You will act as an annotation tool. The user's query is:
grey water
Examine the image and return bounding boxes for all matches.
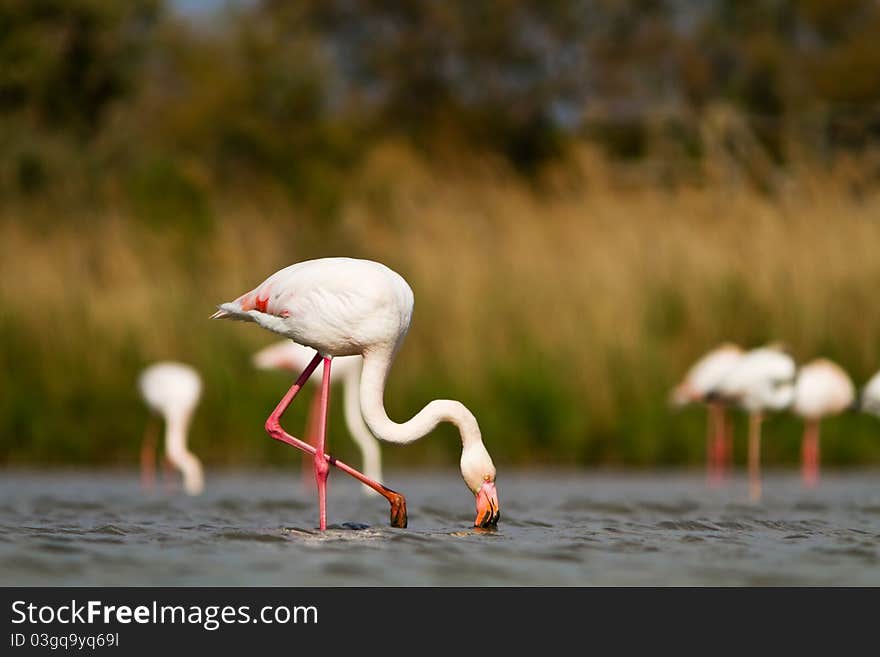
[1,469,879,586]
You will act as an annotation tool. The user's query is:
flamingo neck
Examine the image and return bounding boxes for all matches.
[358,348,483,449]
[163,409,203,495]
[163,411,190,454]
[341,361,383,485]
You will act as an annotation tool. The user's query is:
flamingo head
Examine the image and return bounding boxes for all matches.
[669,382,698,407]
[461,443,500,528]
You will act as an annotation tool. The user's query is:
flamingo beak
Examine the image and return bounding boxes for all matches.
[474,481,500,528]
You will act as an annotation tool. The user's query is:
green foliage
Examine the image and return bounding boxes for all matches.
[0,0,160,134]
[2,1,880,469]
[125,157,212,233]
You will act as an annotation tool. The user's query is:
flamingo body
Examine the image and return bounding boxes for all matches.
[793,359,854,420]
[716,346,796,501]
[672,343,744,406]
[862,371,880,417]
[792,358,854,488]
[716,347,796,414]
[216,258,412,357]
[138,361,204,495]
[672,343,743,485]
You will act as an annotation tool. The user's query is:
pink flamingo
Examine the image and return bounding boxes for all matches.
[212,257,500,531]
[253,340,382,497]
[862,370,880,417]
[138,362,205,495]
[792,359,854,487]
[716,346,796,502]
[671,343,743,485]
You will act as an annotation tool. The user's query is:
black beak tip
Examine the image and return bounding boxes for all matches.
[474,511,500,529]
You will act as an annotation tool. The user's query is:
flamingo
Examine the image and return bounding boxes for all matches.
[211,257,500,531]
[715,346,796,502]
[253,340,382,497]
[138,361,205,495]
[791,359,855,488]
[861,370,880,417]
[671,343,744,485]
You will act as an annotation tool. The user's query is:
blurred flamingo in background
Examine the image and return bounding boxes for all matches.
[671,343,744,486]
[716,346,796,502]
[792,359,855,488]
[211,257,499,531]
[253,340,382,497]
[861,370,880,418]
[138,362,204,495]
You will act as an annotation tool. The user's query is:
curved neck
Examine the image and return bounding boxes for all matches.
[359,348,482,448]
[163,411,191,454]
[163,410,204,494]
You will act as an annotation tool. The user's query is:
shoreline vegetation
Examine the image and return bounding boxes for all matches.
[3,2,880,466]
[4,142,880,467]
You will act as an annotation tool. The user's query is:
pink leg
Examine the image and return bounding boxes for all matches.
[748,412,763,502]
[301,391,322,493]
[314,358,332,530]
[162,456,176,493]
[722,409,734,479]
[707,403,724,487]
[705,406,714,485]
[802,419,820,488]
[265,351,407,528]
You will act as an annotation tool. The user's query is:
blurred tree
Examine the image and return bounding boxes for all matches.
[3,0,880,200]
[262,0,590,172]
[0,0,160,136]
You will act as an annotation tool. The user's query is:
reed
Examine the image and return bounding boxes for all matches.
[3,143,880,467]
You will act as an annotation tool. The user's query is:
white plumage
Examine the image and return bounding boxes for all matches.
[672,343,744,406]
[862,371,880,417]
[716,346,796,413]
[793,359,854,420]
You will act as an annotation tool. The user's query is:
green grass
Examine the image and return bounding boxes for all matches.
[2,143,880,468]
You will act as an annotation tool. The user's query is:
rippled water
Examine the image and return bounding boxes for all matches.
[1,469,879,585]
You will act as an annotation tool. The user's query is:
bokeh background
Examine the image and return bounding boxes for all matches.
[2,0,880,471]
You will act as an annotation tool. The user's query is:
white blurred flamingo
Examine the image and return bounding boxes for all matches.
[671,343,744,485]
[716,346,796,502]
[138,362,204,495]
[253,340,382,497]
[861,370,880,418]
[792,359,854,488]
[211,257,499,531]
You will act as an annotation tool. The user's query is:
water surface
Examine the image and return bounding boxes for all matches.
[1,469,879,585]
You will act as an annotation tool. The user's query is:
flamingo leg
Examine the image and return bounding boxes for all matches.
[723,408,734,479]
[264,351,407,528]
[301,390,322,494]
[801,419,820,488]
[314,358,332,530]
[162,455,176,493]
[748,412,763,502]
[705,405,714,485]
[707,402,725,487]
[140,417,158,492]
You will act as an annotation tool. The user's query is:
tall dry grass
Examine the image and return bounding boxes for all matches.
[3,142,880,468]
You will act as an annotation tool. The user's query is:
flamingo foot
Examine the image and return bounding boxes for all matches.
[387,490,408,528]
